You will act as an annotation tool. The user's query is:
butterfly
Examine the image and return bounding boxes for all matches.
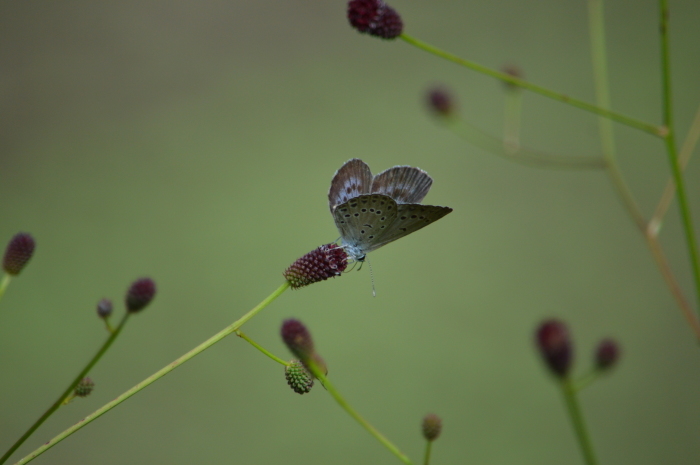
[328,159,453,262]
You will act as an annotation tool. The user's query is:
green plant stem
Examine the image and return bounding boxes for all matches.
[586,0,700,338]
[103,318,115,334]
[658,0,700,316]
[644,232,700,338]
[0,274,10,302]
[236,330,289,366]
[445,116,606,169]
[400,33,663,136]
[574,370,602,392]
[13,281,290,465]
[560,378,599,465]
[61,393,78,406]
[423,440,433,465]
[308,362,413,465]
[587,0,646,231]
[650,102,700,233]
[0,312,132,465]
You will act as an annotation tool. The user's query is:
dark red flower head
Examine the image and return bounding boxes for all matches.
[284,244,348,289]
[426,87,455,117]
[535,319,573,378]
[347,0,403,40]
[422,413,443,441]
[595,339,620,371]
[281,319,315,361]
[125,278,156,313]
[3,232,36,276]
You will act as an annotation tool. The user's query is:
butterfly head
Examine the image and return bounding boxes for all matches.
[340,242,367,263]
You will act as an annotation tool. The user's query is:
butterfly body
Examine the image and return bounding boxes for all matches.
[329,159,452,262]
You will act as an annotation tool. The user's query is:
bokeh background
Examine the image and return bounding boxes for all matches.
[2,1,700,464]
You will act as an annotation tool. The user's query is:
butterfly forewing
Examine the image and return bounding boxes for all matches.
[370,166,433,204]
[332,194,399,252]
[328,158,373,212]
[364,203,453,252]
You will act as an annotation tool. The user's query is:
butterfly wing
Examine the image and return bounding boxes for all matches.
[370,166,433,204]
[328,159,373,213]
[332,194,399,256]
[362,203,453,252]
[329,160,452,258]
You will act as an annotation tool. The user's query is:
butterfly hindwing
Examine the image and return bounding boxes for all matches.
[332,194,398,252]
[370,166,433,205]
[328,158,373,212]
[364,203,453,252]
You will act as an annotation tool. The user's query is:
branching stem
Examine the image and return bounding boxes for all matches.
[400,33,663,136]
[13,281,290,465]
[1,312,132,464]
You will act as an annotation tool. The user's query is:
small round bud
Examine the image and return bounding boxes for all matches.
[125,278,156,313]
[422,414,442,441]
[426,87,455,117]
[75,377,95,398]
[347,0,403,40]
[535,319,573,378]
[285,359,314,394]
[595,339,620,371]
[284,244,349,289]
[281,319,315,361]
[3,233,36,276]
[96,298,113,318]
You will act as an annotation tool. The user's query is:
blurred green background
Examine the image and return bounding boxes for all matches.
[1,1,700,464]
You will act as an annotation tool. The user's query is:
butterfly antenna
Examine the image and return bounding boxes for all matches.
[367,258,377,297]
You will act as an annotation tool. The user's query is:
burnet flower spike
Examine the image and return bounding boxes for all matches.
[421,413,442,465]
[97,298,113,319]
[280,318,327,378]
[285,359,314,395]
[595,338,620,371]
[347,0,403,40]
[74,377,95,398]
[62,377,95,405]
[3,232,36,276]
[126,278,157,313]
[0,232,37,301]
[97,298,115,333]
[535,319,573,379]
[284,244,349,290]
[281,318,314,361]
[535,320,602,463]
[422,413,442,442]
[426,87,456,118]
